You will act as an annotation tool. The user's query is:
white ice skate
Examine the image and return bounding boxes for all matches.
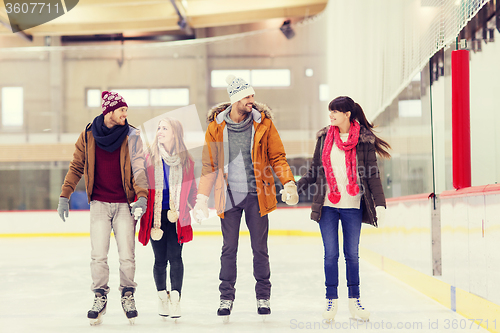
[322,298,338,323]
[121,287,138,325]
[87,291,107,326]
[349,298,370,322]
[217,299,233,323]
[157,290,169,319]
[170,290,181,319]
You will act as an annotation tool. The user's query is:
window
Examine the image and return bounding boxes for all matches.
[398,100,422,117]
[150,89,189,106]
[319,84,329,102]
[1,87,23,127]
[112,89,149,107]
[211,69,291,88]
[86,88,189,108]
[86,89,101,107]
[251,69,290,87]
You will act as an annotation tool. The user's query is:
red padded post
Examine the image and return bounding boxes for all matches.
[451,49,471,189]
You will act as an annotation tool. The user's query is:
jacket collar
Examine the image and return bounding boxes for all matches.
[316,124,375,144]
[215,104,262,125]
[207,101,274,124]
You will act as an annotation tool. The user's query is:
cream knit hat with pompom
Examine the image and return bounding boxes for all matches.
[226,75,255,104]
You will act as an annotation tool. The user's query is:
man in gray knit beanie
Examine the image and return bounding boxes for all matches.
[193,74,298,320]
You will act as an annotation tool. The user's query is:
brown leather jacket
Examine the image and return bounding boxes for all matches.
[60,123,148,204]
[198,102,295,218]
[297,125,386,226]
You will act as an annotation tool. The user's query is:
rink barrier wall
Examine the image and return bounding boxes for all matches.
[360,246,500,333]
[360,187,500,333]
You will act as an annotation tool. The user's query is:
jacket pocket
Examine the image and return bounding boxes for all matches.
[261,179,277,209]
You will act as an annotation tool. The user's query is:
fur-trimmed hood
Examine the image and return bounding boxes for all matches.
[206,101,274,124]
[316,124,375,144]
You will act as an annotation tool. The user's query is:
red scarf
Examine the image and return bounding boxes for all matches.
[322,121,360,204]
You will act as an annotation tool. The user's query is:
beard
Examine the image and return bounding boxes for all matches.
[236,102,252,115]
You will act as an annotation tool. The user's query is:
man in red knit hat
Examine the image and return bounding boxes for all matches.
[57,91,148,325]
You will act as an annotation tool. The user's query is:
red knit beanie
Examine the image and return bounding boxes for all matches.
[101,91,128,115]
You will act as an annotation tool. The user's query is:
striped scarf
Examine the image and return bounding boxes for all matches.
[150,144,182,241]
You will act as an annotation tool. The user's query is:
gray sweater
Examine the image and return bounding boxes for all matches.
[224,111,257,193]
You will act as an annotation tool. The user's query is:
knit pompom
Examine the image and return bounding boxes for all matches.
[346,184,360,196]
[101,90,109,99]
[328,192,341,204]
[226,74,236,85]
[167,210,179,223]
[151,228,163,241]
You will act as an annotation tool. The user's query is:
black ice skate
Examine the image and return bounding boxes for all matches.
[217,299,233,323]
[121,287,138,325]
[87,289,107,326]
[257,299,271,321]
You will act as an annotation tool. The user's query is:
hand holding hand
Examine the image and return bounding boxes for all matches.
[193,194,209,224]
[57,197,69,222]
[281,181,299,205]
[130,197,147,220]
[375,206,386,226]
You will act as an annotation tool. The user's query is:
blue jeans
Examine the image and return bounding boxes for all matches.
[318,206,362,299]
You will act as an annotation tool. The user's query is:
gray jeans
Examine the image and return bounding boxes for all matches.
[89,200,137,295]
[219,191,271,301]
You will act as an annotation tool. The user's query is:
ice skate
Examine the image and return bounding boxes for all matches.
[87,289,107,326]
[157,290,169,318]
[217,299,233,323]
[349,298,370,322]
[257,299,271,321]
[322,298,338,323]
[169,290,181,319]
[121,287,138,325]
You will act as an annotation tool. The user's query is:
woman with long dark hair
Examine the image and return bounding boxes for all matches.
[138,117,197,319]
[297,96,390,322]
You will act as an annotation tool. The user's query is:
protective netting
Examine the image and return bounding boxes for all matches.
[326,0,489,120]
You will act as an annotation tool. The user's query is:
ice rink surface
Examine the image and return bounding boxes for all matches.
[0,209,489,333]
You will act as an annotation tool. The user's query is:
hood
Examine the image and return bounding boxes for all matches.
[316,124,376,144]
[206,101,274,124]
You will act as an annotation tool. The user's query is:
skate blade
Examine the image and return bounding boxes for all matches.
[89,309,105,326]
[89,314,103,326]
[89,317,103,326]
[128,318,136,325]
[222,316,230,323]
[350,317,369,322]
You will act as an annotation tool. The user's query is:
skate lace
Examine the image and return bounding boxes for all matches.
[354,299,365,310]
[91,295,106,312]
[326,299,335,311]
[219,299,233,310]
[257,299,270,309]
[121,294,137,312]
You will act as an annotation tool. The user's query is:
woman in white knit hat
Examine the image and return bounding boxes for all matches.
[138,117,197,319]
